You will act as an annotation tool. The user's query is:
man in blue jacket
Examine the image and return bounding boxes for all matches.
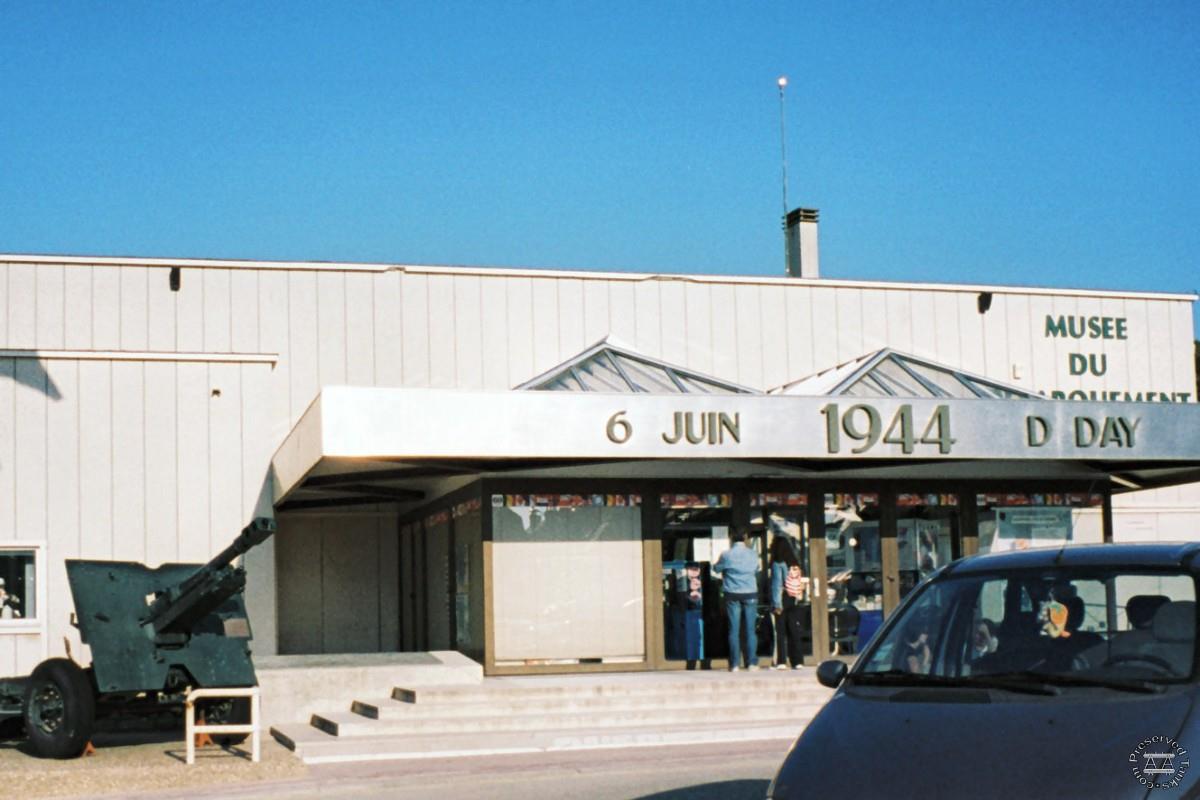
[712,527,761,671]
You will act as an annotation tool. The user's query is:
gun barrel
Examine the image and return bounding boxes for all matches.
[175,517,275,598]
[148,517,275,635]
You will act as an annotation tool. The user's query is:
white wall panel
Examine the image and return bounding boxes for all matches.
[809,285,838,365]
[930,291,960,367]
[45,360,81,658]
[685,283,713,376]
[1169,300,1194,394]
[36,265,65,349]
[884,289,914,358]
[835,288,864,361]
[557,279,586,363]
[1025,294,1054,392]
[13,362,47,543]
[504,279,533,387]
[582,280,611,346]
[0,267,8,348]
[428,276,457,389]
[372,272,403,388]
[202,269,232,352]
[231,269,259,355]
[530,279,560,376]
[401,274,430,388]
[908,289,936,361]
[453,276,483,390]
[633,281,661,357]
[7,263,36,348]
[860,289,888,356]
[144,361,177,566]
[208,363,243,555]
[659,281,687,368]
[1003,294,1033,389]
[732,284,761,388]
[982,295,1009,382]
[176,364,210,563]
[345,272,375,386]
[783,286,814,383]
[77,361,112,559]
[91,267,121,351]
[607,281,637,347]
[111,362,146,562]
[257,270,291,444]
[759,286,790,391]
[709,283,737,383]
[63,267,92,349]
[175,265,204,352]
[479,276,510,390]
[119,267,149,350]
[0,362,17,537]
[957,293,987,376]
[147,267,178,352]
[287,272,320,421]
[316,272,347,387]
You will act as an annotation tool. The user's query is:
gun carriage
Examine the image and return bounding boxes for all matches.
[0,517,274,758]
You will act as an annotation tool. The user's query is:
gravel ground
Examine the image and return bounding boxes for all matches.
[1,732,307,798]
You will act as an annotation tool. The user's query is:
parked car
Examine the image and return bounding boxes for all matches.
[767,543,1199,799]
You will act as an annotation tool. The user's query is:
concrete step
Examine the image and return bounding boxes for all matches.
[392,673,827,705]
[313,700,825,737]
[272,717,813,765]
[355,688,828,720]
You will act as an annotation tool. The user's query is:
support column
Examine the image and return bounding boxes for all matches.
[806,499,829,664]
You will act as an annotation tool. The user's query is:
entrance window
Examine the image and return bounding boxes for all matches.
[491,494,644,665]
[824,493,880,656]
[0,548,36,623]
[976,493,1104,554]
[753,494,811,667]
[896,493,958,599]
[661,494,731,665]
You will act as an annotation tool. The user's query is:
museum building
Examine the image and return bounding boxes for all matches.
[0,223,1198,677]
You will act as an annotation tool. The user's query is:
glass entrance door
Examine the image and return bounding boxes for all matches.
[751,494,811,667]
[660,494,731,667]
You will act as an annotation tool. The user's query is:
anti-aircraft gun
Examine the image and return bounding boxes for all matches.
[0,517,275,758]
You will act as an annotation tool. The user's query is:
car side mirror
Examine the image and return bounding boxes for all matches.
[816,659,848,689]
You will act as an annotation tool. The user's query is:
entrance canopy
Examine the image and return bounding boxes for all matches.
[271,386,1200,511]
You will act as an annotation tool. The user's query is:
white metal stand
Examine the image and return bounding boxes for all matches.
[184,686,261,765]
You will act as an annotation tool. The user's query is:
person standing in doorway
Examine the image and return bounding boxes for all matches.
[770,537,808,669]
[712,527,761,671]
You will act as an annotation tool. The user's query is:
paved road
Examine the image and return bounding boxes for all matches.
[116,739,792,800]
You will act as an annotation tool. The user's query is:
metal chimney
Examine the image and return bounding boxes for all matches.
[785,208,819,278]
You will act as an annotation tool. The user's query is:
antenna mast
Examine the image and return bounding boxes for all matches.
[777,75,789,272]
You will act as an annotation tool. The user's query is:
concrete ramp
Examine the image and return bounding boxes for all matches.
[271,670,833,765]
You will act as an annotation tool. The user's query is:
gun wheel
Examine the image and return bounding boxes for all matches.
[23,658,95,759]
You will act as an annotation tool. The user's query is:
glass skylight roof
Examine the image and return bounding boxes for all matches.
[771,348,1043,400]
[516,339,760,395]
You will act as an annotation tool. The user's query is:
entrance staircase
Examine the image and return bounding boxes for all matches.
[271,670,833,765]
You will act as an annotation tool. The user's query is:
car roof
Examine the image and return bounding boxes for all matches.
[945,542,1200,575]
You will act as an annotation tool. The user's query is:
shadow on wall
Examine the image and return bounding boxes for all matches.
[1,357,62,400]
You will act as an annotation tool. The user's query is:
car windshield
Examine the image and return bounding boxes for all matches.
[857,566,1197,684]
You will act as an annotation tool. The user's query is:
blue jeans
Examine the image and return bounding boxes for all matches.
[725,595,758,668]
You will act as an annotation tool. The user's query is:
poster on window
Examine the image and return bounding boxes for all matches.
[989,507,1073,552]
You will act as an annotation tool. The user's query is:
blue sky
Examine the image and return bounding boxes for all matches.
[1,2,1196,323]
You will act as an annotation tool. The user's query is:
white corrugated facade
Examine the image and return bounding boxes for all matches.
[0,253,1195,677]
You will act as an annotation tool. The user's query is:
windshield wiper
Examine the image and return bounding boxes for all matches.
[850,670,1059,695]
[989,671,1167,694]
